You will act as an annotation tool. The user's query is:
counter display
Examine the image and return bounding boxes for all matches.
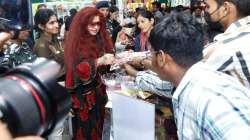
[101,72,177,140]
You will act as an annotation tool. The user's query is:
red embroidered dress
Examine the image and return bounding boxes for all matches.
[64,7,114,140]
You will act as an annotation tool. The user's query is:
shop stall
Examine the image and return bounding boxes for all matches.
[32,0,91,18]
[101,51,177,140]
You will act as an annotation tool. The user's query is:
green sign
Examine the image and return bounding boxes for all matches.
[32,0,44,3]
[159,0,168,3]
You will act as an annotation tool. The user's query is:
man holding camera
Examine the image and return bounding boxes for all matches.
[0,32,44,140]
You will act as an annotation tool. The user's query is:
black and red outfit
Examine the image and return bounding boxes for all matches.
[66,36,113,140]
[65,7,114,140]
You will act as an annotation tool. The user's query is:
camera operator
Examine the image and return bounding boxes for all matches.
[0,3,71,140]
[0,33,44,140]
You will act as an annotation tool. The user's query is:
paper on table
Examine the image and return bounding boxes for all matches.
[111,93,155,140]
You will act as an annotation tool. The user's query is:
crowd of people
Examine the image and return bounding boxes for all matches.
[1,0,250,139]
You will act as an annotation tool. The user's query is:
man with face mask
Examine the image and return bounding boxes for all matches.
[203,0,250,89]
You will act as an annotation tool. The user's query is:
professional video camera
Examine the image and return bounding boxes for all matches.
[0,58,71,137]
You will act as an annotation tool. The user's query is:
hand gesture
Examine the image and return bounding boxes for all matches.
[98,53,115,66]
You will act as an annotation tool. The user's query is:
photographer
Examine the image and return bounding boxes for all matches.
[0,1,70,139]
[0,33,44,140]
[0,21,70,140]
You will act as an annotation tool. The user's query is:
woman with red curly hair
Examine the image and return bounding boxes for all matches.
[64,7,115,140]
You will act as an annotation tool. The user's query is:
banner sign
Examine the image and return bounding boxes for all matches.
[171,0,190,7]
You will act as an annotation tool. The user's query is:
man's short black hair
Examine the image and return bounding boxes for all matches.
[152,1,161,8]
[138,9,154,21]
[215,0,250,17]
[109,6,119,13]
[69,8,77,16]
[149,12,205,68]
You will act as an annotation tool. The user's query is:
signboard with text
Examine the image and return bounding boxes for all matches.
[171,0,190,7]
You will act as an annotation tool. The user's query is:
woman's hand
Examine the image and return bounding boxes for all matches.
[97,53,115,66]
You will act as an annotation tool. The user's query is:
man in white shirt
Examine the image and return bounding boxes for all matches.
[203,0,250,88]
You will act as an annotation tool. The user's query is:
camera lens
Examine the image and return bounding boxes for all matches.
[0,58,71,137]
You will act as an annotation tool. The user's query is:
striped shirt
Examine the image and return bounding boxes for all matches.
[135,70,173,98]
[203,16,250,89]
[172,62,250,140]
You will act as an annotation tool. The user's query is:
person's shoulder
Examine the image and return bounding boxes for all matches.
[155,11,163,17]
[34,39,46,48]
[215,23,250,43]
[33,38,50,53]
[65,16,72,24]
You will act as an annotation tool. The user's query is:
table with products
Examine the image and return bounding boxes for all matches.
[101,71,177,140]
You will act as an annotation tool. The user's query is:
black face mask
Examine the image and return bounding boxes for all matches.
[204,10,223,32]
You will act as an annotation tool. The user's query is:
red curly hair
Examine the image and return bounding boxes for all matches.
[64,7,114,69]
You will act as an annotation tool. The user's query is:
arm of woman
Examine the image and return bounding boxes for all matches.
[47,44,64,65]
[96,53,115,67]
[76,53,115,82]
[33,42,64,65]
[33,43,51,58]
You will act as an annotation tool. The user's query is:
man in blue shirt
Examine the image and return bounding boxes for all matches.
[149,12,250,140]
